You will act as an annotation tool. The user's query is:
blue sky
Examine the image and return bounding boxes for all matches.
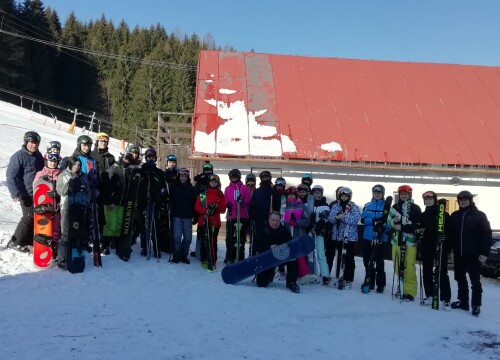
[41,0,500,66]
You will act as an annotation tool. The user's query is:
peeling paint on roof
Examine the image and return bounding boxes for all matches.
[193,50,500,166]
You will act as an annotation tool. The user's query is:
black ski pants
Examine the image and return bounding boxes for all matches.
[256,259,298,288]
[12,196,34,247]
[199,225,219,266]
[225,218,249,262]
[422,247,451,301]
[324,235,335,274]
[453,254,483,307]
[362,239,387,289]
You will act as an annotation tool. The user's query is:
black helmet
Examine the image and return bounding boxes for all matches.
[24,131,41,144]
[229,169,241,181]
[77,135,93,146]
[126,143,140,154]
[46,140,61,152]
[301,173,313,186]
[297,183,309,193]
[311,185,324,194]
[259,170,272,180]
[145,148,157,161]
[457,190,473,201]
[245,173,256,185]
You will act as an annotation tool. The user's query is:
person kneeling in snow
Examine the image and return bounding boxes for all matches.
[255,211,301,293]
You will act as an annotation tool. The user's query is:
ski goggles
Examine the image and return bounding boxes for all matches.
[179,168,190,176]
[97,136,109,142]
[246,181,255,186]
[422,191,435,199]
[372,187,384,193]
[46,152,61,161]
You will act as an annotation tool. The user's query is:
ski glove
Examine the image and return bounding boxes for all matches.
[479,255,487,263]
[226,202,233,209]
[315,219,326,233]
[236,196,243,204]
[206,202,217,215]
[374,221,386,234]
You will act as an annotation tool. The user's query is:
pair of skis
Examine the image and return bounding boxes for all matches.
[431,199,447,310]
[361,196,393,293]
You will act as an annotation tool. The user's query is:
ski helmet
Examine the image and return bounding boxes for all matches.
[179,167,190,176]
[297,184,309,193]
[286,186,298,195]
[371,184,385,196]
[301,173,313,186]
[126,144,140,154]
[46,140,61,153]
[335,186,343,201]
[166,154,177,162]
[275,177,286,186]
[144,147,157,161]
[203,163,213,172]
[311,185,324,194]
[245,173,256,185]
[338,187,353,200]
[397,184,413,194]
[457,190,473,201]
[259,170,272,180]
[96,132,109,142]
[228,169,241,181]
[77,135,93,146]
[422,191,437,200]
[209,174,220,186]
[24,131,41,144]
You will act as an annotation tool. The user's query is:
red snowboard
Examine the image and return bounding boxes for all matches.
[33,177,55,268]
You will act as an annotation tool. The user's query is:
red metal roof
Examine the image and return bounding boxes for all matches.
[192,50,500,166]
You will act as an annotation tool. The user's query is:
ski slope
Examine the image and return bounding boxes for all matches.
[0,101,499,360]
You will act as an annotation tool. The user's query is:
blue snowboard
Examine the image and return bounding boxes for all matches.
[221,235,315,284]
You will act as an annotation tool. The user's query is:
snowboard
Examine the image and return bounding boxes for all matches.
[33,177,55,268]
[66,205,86,274]
[118,173,141,261]
[361,196,393,293]
[221,235,315,285]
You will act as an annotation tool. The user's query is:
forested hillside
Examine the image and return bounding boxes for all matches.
[0,0,231,141]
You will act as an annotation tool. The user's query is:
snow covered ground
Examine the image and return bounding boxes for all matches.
[0,101,499,360]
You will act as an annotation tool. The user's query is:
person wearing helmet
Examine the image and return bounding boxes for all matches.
[164,154,179,185]
[6,131,44,252]
[123,144,142,171]
[449,191,491,317]
[249,170,274,254]
[297,183,314,217]
[137,147,168,258]
[245,173,256,196]
[387,184,422,301]
[46,140,62,154]
[193,162,214,194]
[33,152,63,257]
[91,132,116,252]
[272,177,287,218]
[328,187,362,289]
[169,168,197,264]
[223,169,251,264]
[301,173,313,191]
[360,184,389,293]
[311,184,332,285]
[419,191,452,309]
[325,186,345,275]
[60,135,97,189]
[194,174,226,269]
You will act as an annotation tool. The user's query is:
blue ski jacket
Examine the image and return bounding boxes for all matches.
[6,146,44,198]
[361,198,389,242]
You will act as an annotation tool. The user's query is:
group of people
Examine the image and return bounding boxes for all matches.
[6,131,492,317]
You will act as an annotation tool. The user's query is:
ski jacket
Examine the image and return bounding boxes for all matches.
[6,146,44,198]
[254,223,293,254]
[420,204,452,255]
[194,186,226,227]
[170,180,197,219]
[298,194,314,216]
[91,146,116,184]
[137,162,167,208]
[102,160,134,206]
[387,199,421,246]
[250,183,274,226]
[361,198,389,242]
[194,172,212,194]
[56,167,92,209]
[283,200,310,238]
[224,180,251,220]
[328,201,361,242]
[449,204,491,257]
[311,198,331,236]
[164,167,178,185]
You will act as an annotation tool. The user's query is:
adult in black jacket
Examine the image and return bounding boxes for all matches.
[250,170,274,255]
[419,191,452,308]
[170,168,197,263]
[6,131,44,251]
[255,212,300,293]
[137,148,167,257]
[448,190,491,316]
